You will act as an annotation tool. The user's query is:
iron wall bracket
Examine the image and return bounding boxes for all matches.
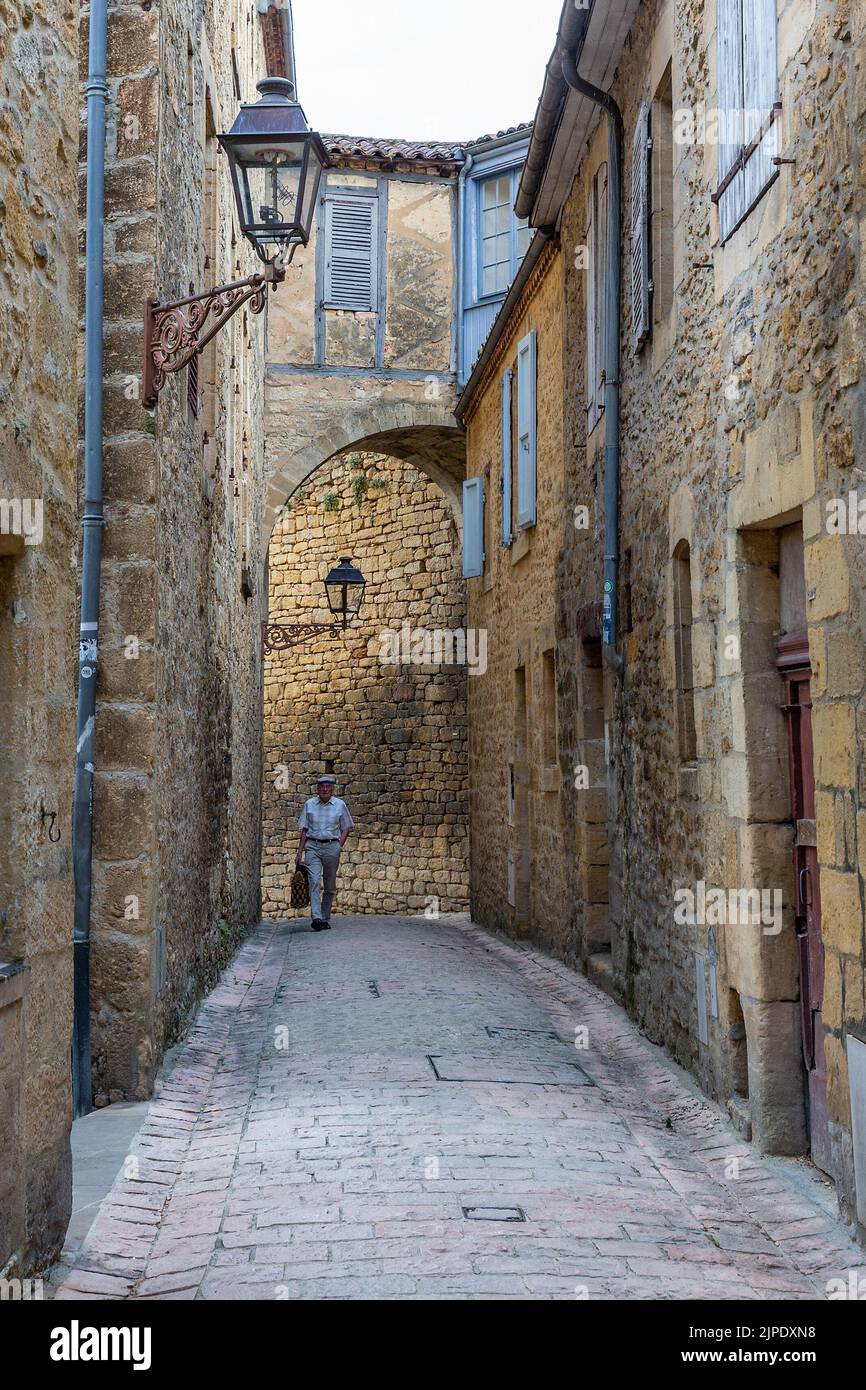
[262,620,350,655]
[142,258,285,407]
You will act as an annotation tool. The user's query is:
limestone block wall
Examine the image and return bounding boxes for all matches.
[559,0,866,1221]
[262,452,469,918]
[0,0,79,1272]
[84,0,268,1103]
[462,244,574,956]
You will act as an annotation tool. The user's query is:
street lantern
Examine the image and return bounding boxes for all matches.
[262,557,368,655]
[219,77,328,264]
[324,557,367,628]
[142,77,328,406]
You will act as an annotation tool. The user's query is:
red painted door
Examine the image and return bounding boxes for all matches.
[778,634,831,1173]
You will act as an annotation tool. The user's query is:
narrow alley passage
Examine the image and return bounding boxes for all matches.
[56,918,864,1302]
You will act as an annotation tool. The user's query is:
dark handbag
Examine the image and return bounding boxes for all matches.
[290,862,311,909]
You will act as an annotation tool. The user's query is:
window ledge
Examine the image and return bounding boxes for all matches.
[0,962,28,1011]
[511,529,532,565]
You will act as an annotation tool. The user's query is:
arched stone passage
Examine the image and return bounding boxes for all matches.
[263,391,466,546]
[261,448,470,920]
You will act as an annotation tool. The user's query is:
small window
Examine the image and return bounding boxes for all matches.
[323,195,378,312]
[673,540,697,763]
[478,171,532,299]
[651,63,674,326]
[542,649,557,766]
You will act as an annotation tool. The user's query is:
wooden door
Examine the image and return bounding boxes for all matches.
[778,633,831,1173]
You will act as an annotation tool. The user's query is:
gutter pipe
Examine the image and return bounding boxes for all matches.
[561,45,625,675]
[73,0,109,1117]
[456,146,474,385]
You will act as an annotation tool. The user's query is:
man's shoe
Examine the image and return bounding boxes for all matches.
[311,919,325,932]
[322,920,332,930]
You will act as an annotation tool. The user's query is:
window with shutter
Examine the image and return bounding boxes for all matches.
[631,102,652,352]
[586,164,608,432]
[462,476,485,578]
[651,63,675,327]
[516,331,537,529]
[323,195,378,311]
[715,0,779,243]
[501,369,513,546]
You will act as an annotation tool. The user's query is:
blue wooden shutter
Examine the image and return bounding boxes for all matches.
[717,0,746,241]
[631,102,651,352]
[516,330,537,529]
[462,476,484,578]
[323,196,378,310]
[501,369,513,545]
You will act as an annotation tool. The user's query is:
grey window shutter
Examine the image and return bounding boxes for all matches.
[516,331,537,529]
[631,102,651,352]
[742,0,778,218]
[323,196,378,311]
[501,369,513,546]
[462,476,484,578]
[717,0,746,241]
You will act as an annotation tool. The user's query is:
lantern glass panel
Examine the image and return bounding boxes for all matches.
[234,139,307,237]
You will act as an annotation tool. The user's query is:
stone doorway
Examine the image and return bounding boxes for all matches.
[261,450,470,921]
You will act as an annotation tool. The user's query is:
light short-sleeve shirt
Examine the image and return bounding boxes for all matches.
[298,795,354,840]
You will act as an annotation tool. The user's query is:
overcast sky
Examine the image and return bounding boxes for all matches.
[291,0,565,144]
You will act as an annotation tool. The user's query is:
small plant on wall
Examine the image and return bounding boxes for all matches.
[349,472,369,506]
[321,490,340,512]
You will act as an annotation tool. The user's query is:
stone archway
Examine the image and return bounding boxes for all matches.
[260,446,470,922]
[263,389,466,548]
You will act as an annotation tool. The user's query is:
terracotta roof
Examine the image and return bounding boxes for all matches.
[322,122,533,168]
[323,134,463,166]
[465,121,533,148]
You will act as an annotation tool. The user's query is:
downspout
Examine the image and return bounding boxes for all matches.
[455,147,474,385]
[72,0,109,1117]
[561,47,625,676]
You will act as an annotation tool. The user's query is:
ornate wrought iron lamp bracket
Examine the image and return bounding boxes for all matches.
[261,620,350,656]
[142,257,285,407]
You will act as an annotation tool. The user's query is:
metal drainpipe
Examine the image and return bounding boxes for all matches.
[72,0,109,1118]
[456,148,474,386]
[561,47,625,676]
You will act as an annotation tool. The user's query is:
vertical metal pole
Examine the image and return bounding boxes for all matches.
[560,46,625,674]
[73,0,109,1118]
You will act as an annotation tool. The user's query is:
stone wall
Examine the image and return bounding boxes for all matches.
[463,0,866,1234]
[0,0,79,1273]
[262,451,469,918]
[462,245,575,954]
[85,0,269,1103]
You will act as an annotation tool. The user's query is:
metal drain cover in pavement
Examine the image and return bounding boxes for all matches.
[485,1026,560,1043]
[462,1205,526,1222]
[427,1054,594,1086]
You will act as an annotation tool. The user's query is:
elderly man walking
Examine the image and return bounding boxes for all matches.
[296,774,355,931]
